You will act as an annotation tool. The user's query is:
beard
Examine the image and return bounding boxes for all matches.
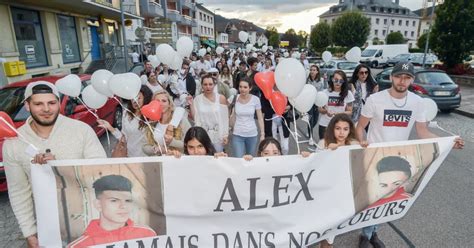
[393,84,408,93]
[30,111,59,126]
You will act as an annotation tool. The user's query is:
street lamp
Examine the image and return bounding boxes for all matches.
[120,0,129,71]
[213,8,220,47]
[422,0,438,68]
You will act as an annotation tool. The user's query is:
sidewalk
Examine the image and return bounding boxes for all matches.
[455,84,474,118]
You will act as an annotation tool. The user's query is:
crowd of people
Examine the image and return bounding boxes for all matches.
[2,45,465,248]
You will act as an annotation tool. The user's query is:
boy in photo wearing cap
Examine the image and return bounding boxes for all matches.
[2,81,107,248]
[355,62,464,248]
[68,175,156,247]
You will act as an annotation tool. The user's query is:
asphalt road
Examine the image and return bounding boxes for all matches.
[0,112,472,248]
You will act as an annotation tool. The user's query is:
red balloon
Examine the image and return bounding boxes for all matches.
[270,91,288,116]
[0,111,17,139]
[254,71,275,100]
[141,100,163,121]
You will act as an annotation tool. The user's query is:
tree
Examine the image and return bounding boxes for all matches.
[266,26,280,48]
[310,22,332,52]
[297,30,309,48]
[431,0,474,68]
[331,11,370,47]
[417,33,428,49]
[281,28,299,49]
[386,31,405,44]
[372,37,380,45]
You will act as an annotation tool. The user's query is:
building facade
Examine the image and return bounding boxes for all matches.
[319,0,420,48]
[0,0,142,85]
[195,3,216,48]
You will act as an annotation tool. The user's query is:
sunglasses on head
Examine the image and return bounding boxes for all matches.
[358,70,369,75]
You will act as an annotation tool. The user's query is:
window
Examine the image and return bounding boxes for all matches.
[375,29,378,35]
[406,20,409,26]
[210,17,213,24]
[411,31,414,37]
[57,15,80,64]
[11,7,48,68]
[398,20,402,26]
[376,18,379,24]
[404,31,408,36]
[384,19,387,25]
[391,19,395,25]
[413,20,416,26]
[383,30,386,35]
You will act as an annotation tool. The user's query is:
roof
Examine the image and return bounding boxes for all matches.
[2,74,90,89]
[319,0,418,18]
[413,4,438,18]
[215,14,265,43]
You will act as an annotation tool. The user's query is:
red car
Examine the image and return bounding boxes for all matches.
[0,75,122,192]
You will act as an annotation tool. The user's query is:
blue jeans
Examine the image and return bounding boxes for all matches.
[232,134,259,157]
[362,224,379,239]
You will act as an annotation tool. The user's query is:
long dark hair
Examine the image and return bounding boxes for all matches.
[328,70,349,104]
[257,137,282,156]
[183,127,216,155]
[124,85,153,129]
[307,64,321,82]
[323,113,356,147]
[349,64,377,95]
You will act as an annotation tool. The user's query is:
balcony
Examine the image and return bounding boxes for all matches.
[179,32,192,38]
[181,15,194,26]
[182,0,195,9]
[167,9,182,23]
[140,0,165,18]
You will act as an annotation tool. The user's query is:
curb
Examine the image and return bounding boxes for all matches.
[453,108,474,119]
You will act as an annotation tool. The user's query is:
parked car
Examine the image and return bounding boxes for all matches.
[130,62,145,75]
[0,75,121,192]
[375,68,461,112]
[385,53,413,67]
[360,44,409,68]
[410,53,438,67]
[319,60,359,80]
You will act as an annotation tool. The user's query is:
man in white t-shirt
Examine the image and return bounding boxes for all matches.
[194,56,211,76]
[355,62,464,248]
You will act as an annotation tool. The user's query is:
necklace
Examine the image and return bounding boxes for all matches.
[389,89,408,108]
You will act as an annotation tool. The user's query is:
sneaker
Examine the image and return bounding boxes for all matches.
[319,239,333,248]
[308,139,315,146]
[370,233,386,248]
[358,235,370,248]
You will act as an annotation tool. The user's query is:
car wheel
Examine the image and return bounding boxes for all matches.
[371,61,378,68]
[113,106,123,130]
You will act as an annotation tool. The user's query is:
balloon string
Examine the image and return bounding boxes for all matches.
[0,117,38,151]
[142,115,168,155]
[300,113,314,143]
[292,106,300,154]
[76,97,99,119]
[430,121,458,136]
[113,97,141,121]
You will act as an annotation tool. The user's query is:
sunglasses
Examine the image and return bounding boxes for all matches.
[358,71,369,75]
[333,79,345,84]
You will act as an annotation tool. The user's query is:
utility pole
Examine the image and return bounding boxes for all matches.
[120,0,129,72]
[422,0,436,68]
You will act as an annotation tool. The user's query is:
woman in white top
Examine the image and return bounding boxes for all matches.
[318,70,354,140]
[219,65,233,88]
[146,71,165,93]
[262,57,275,72]
[143,90,191,155]
[349,64,379,123]
[190,74,229,152]
[230,78,265,157]
[97,85,153,157]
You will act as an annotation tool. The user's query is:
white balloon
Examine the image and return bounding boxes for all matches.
[81,85,108,109]
[91,69,114,97]
[262,45,268,53]
[156,44,175,65]
[290,85,317,113]
[170,54,183,70]
[268,46,273,50]
[207,47,212,52]
[345,47,362,63]
[423,98,438,121]
[157,74,166,84]
[238,31,249,42]
[251,47,257,52]
[229,88,238,96]
[246,44,253,52]
[176,36,194,58]
[283,52,289,58]
[140,75,148,85]
[322,51,332,62]
[314,91,329,107]
[274,58,306,98]
[198,48,206,57]
[252,52,258,58]
[108,73,141,100]
[56,74,82,97]
[148,55,160,68]
[216,46,225,55]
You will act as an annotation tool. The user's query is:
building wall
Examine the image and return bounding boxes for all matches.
[196,6,214,40]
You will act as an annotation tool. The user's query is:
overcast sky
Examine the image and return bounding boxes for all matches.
[201,0,425,33]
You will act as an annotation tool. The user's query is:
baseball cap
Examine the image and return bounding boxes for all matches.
[207,68,219,73]
[391,62,415,78]
[24,81,60,100]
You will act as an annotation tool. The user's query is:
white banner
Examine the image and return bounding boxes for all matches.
[32,137,455,248]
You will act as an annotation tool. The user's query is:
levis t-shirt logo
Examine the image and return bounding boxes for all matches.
[383,110,412,127]
[328,96,344,106]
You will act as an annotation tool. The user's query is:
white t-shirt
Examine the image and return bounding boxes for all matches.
[318,89,355,127]
[146,82,164,94]
[361,90,426,143]
[194,60,211,74]
[233,95,261,137]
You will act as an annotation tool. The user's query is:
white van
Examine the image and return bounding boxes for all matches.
[360,44,409,68]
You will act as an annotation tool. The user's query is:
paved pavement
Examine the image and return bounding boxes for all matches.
[454,84,474,118]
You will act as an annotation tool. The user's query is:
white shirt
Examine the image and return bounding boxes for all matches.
[361,90,426,143]
[195,60,211,74]
[112,113,148,157]
[146,82,164,94]
[131,52,139,63]
[193,94,229,144]
[233,95,261,137]
[318,89,355,127]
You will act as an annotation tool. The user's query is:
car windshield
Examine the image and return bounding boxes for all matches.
[394,54,410,60]
[361,49,377,57]
[0,87,26,117]
[338,62,358,70]
[415,72,455,85]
